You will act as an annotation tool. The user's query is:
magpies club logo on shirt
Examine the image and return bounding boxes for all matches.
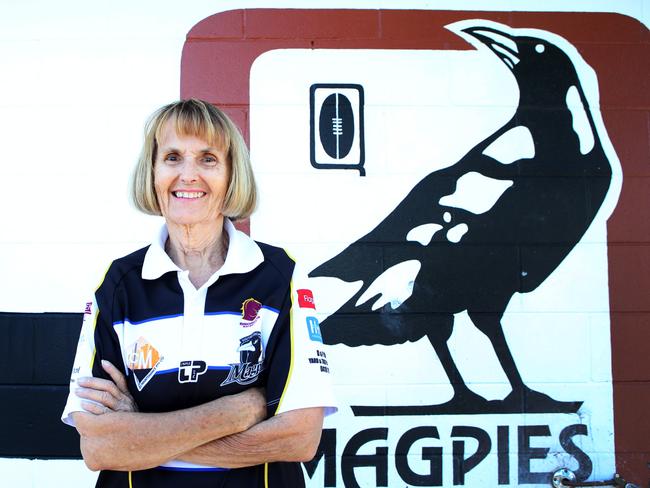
[220,331,265,387]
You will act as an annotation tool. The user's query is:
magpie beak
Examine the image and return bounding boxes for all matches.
[462,27,521,70]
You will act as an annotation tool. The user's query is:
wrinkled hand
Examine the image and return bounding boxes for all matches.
[76,360,138,415]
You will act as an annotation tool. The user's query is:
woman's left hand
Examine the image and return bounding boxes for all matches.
[75,360,138,415]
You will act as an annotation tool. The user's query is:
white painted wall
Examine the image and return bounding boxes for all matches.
[0,1,646,486]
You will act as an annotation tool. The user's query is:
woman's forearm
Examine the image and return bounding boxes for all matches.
[178,407,324,468]
[73,388,265,471]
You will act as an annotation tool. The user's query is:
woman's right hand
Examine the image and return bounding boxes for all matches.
[75,360,138,415]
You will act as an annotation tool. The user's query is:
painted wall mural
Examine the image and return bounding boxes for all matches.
[253,27,619,488]
[297,21,620,486]
[310,20,618,417]
[180,9,649,486]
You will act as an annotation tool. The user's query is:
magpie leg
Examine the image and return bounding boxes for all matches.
[430,338,490,409]
[468,311,525,385]
[468,311,582,413]
[425,314,491,413]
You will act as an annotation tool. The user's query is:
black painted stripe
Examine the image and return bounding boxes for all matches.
[0,312,82,458]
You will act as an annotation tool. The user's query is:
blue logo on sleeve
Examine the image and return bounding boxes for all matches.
[306,316,323,342]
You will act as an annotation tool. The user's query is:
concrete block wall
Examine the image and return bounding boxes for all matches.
[0,2,647,487]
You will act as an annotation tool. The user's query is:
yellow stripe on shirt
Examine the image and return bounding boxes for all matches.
[89,263,112,371]
[275,260,297,414]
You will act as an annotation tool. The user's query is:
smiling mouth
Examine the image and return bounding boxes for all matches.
[173,191,206,199]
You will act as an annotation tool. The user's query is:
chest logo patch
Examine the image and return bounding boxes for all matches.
[240,298,262,327]
[178,360,207,383]
[220,331,265,387]
[126,336,164,391]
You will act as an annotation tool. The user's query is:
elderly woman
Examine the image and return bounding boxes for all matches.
[61,99,336,487]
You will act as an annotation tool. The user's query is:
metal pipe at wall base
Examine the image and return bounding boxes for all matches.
[551,469,640,488]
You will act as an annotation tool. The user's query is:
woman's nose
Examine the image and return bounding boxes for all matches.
[180,160,199,182]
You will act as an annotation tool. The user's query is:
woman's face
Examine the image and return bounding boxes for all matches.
[153,118,230,227]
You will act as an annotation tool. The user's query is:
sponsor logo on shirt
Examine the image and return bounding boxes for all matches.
[240,298,262,327]
[308,349,330,374]
[178,360,207,383]
[80,302,94,336]
[126,336,164,391]
[306,316,323,342]
[220,331,265,386]
[297,289,316,309]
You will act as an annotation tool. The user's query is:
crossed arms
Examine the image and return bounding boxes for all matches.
[71,360,324,472]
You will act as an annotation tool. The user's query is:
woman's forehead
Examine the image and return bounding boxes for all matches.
[157,116,227,149]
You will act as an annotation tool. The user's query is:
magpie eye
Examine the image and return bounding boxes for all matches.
[535,43,545,54]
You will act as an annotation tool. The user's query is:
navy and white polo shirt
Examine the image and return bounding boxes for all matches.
[62,219,336,488]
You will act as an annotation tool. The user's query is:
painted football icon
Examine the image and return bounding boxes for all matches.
[319,92,355,159]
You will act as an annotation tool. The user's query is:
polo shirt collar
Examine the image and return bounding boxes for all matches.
[141,218,264,281]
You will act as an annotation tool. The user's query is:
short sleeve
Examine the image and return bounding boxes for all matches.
[61,272,124,427]
[60,299,99,426]
[271,265,337,417]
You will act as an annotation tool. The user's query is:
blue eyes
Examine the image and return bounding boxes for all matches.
[163,154,218,166]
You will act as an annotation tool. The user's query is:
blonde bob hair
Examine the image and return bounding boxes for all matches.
[131,98,257,220]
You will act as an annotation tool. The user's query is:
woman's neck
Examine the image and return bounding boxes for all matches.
[165,217,229,288]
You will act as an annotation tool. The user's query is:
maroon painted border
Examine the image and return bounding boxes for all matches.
[181,9,650,483]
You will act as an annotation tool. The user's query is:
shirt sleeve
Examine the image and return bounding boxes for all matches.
[60,299,99,426]
[269,264,337,417]
[61,270,124,427]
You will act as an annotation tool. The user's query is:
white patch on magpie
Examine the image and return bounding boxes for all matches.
[447,223,469,243]
[406,223,443,246]
[491,43,518,68]
[566,85,595,155]
[356,260,421,311]
[473,29,519,54]
[439,172,514,215]
[482,126,535,165]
